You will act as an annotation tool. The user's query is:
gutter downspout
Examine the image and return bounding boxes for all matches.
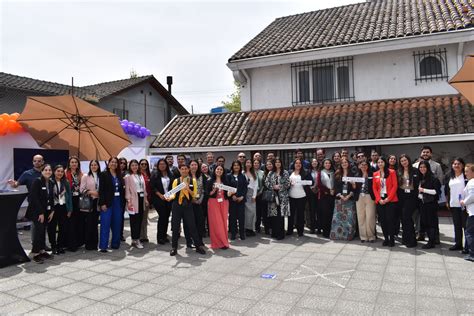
[457,42,465,70]
[241,69,252,111]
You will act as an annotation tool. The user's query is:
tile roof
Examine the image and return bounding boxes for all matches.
[229,0,474,62]
[151,95,474,149]
[82,75,154,99]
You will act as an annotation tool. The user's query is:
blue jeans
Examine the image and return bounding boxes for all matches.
[99,196,122,250]
[466,215,474,257]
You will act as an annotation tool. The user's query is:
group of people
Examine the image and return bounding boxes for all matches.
[8,144,474,263]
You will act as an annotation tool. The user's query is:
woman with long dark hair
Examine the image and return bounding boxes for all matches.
[418,161,441,249]
[188,159,206,246]
[150,159,173,244]
[139,158,152,243]
[308,158,319,234]
[445,158,468,252]
[261,160,274,235]
[265,157,290,240]
[244,159,258,236]
[65,156,84,251]
[330,158,357,240]
[254,159,265,234]
[317,158,335,238]
[288,158,312,237]
[354,160,376,243]
[98,157,124,252]
[207,165,230,249]
[118,157,128,242]
[373,156,399,247]
[227,160,248,240]
[27,164,54,263]
[397,154,419,248]
[125,159,148,249]
[49,165,72,255]
[80,160,101,250]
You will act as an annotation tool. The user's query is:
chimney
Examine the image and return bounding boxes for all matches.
[166,76,173,94]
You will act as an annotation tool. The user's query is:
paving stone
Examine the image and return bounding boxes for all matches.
[27,290,71,305]
[0,300,40,314]
[306,284,344,298]
[0,278,29,291]
[232,286,268,300]
[36,276,76,289]
[380,281,415,295]
[103,291,147,307]
[75,301,122,314]
[214,297,254,314]
[289,306,331,315]
[154,286,193,302]
[50,296,96,313]
[25,306,66,315]
[416,296,457,312]
[296,295,337,311]
[163,302,207,314]
[246,301,294,315]
[332,300,375,314]
[201,282,241,296]
[0,293,18,307]
[57,281,96,295]
[376,292,415,308]
[106,278,143,290]
[7,284,48,299]
[416,284,454,298]
[130,297,173,314]
[83,274,120,286]
[339,288,378,303]
[455,299,474,314]
[182,292,225,307]
[262,290,302,305]
[275,281,311,294]
[175,278,211,291]
[129,283,166,296]
[374,304,415,315]
[79,286,120,301]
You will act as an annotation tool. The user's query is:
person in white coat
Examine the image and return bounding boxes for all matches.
[461,163,474,262]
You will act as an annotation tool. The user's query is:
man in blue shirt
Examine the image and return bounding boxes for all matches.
[289,149,310,171]
[8,155,44,191]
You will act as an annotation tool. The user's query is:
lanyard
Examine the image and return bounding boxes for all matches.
[54,180,63,199]
[114,176,119,192]
[134,174,144,191]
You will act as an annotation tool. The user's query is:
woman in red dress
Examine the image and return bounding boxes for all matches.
[207,165,230,249]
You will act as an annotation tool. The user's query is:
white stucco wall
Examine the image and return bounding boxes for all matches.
[240,41,474,111]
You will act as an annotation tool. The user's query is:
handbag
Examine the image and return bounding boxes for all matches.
[79,192,92,212]
[262,190,274,202]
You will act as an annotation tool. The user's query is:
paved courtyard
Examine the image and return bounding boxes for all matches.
[1,214,473,315]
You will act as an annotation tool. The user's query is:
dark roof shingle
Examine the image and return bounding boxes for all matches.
[229,0,474,62]
[151,95,474,149]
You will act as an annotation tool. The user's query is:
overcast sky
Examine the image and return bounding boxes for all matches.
[1,0,359,113]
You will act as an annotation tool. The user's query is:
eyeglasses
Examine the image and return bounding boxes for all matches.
[238,156,245,158]
[140,163,148,166]
[33,160,43,163]
[120,162,126,165]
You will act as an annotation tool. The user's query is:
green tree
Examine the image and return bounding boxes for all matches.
[222,82,241,112]
[130,69,138,79]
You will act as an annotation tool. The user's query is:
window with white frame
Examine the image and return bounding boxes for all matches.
[413,48,448,84]
[113,108,129,120]
[291,57,354,105]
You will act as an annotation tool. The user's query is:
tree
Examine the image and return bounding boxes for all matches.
[130,69,139,79]
[222,81,241,112]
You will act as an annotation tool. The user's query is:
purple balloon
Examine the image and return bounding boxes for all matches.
[120,123,127,130]
[128,121,136,128]
[121,119,129,125]
[133,125,140,134]
[139,126,147,133]
[139,130,146,138]
[136,123,142,129]
[145,129,151,136]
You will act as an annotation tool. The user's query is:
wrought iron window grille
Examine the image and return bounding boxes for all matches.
[413,48,448,85]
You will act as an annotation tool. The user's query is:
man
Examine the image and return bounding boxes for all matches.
[369,150,380,172]
[173,154,187,178]
[237,152,246,166]
[206,152,216,174]
[315,148,326,165]
[356,151,367,164]
[8,154,44,190]
[266,152,275,162]
[289,149,310,171]
[216,156,230,175]
[165,155,178,176]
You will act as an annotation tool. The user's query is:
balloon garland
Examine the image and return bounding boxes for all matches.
[0,113,24,136]
[120,120,151,139]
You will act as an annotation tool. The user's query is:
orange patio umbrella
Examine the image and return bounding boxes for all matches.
[449,55,474,104]
[18,95,131,161]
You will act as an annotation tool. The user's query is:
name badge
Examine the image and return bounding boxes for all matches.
[342,189,348,195]
[139,193,144,198]
[404,189,410,193]
[114,192,120,197]
[217,198,223,203]
[47,206,51,210]
[73,192,79,196]
[42,187,46,190]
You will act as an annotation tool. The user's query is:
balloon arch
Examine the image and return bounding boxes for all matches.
[119,120,151,139]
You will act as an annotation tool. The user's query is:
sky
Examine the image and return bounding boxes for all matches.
[1,0,360,114]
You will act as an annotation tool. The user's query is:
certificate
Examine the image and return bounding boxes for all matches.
[164,182,186,199]
[215,183,237,193]
[342,176,366,183]
[295,180,312,186]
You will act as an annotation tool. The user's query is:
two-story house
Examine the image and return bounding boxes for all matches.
[151,0,474,167]
[0,73,188,134]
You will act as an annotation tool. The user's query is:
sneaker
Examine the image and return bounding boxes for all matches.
[136,241,144,249]
[32,255,44,264]
[464,255,474,262]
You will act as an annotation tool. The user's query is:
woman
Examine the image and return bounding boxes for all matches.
[460,163,474,261]
[80,160,101,251]
[150,159,173,245]
[188,160,206,246]
[98,157,124,252]
[139,158,152,243]
[373,156,399,247]
[332,151,342,170]
[397,154,419,248]
[207,165,230,249]
[49,165,72,255]
[125,159,148,249]
[418,161,441,249]
[355,161,376,243]
[168,164,206,256]
[226,160,248,240]
[265,157,290,240]
[388,155,398,170]
[445,158,468,252]
[318,159,335,238]
[288,158,312,237]
[330,158,357,240]
[201,163,211,237]
[254,159,265,234]
[244,159,258,237]
[308,158,319,234]
[118,157,128,242]
[65,156,83,251]
[201,163,210,178]
[261,160,274,235]
[27,164,54,263]
[388,154,401,236]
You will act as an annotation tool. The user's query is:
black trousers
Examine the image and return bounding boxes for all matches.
[400,194,417,245]
[451,207,467,248]
[377,202,396,240]
[68,196,85,249]
[289,197,307,235]
[255,195,265,231]
[185,203,205,246]
[308,192,318,231]
[420,202,438,244]
[171,202,203,248]
[319,195,334,237]
[32,216,47,253]
[202,197,209,235]
[84,199,99,250]
[48,204,68,249]
[154,201,172,242]
[393,201,401,235]
[270,207,285,239]
[229,201,246,239]
[129,194,144,240]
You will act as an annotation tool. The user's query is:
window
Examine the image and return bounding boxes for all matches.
[113,108,129,120]
[413,48,448,84]
[291,57,354,105]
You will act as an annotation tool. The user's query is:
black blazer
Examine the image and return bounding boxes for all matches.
[419,176,441,204]
[334,175,356,201]
[226,173,248,203]
[27,177,54,220]
[98,171,124,209]
[397,169,420,200]
[207,177,229,200]
[354,175,376,201]
[150,170,173,208]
